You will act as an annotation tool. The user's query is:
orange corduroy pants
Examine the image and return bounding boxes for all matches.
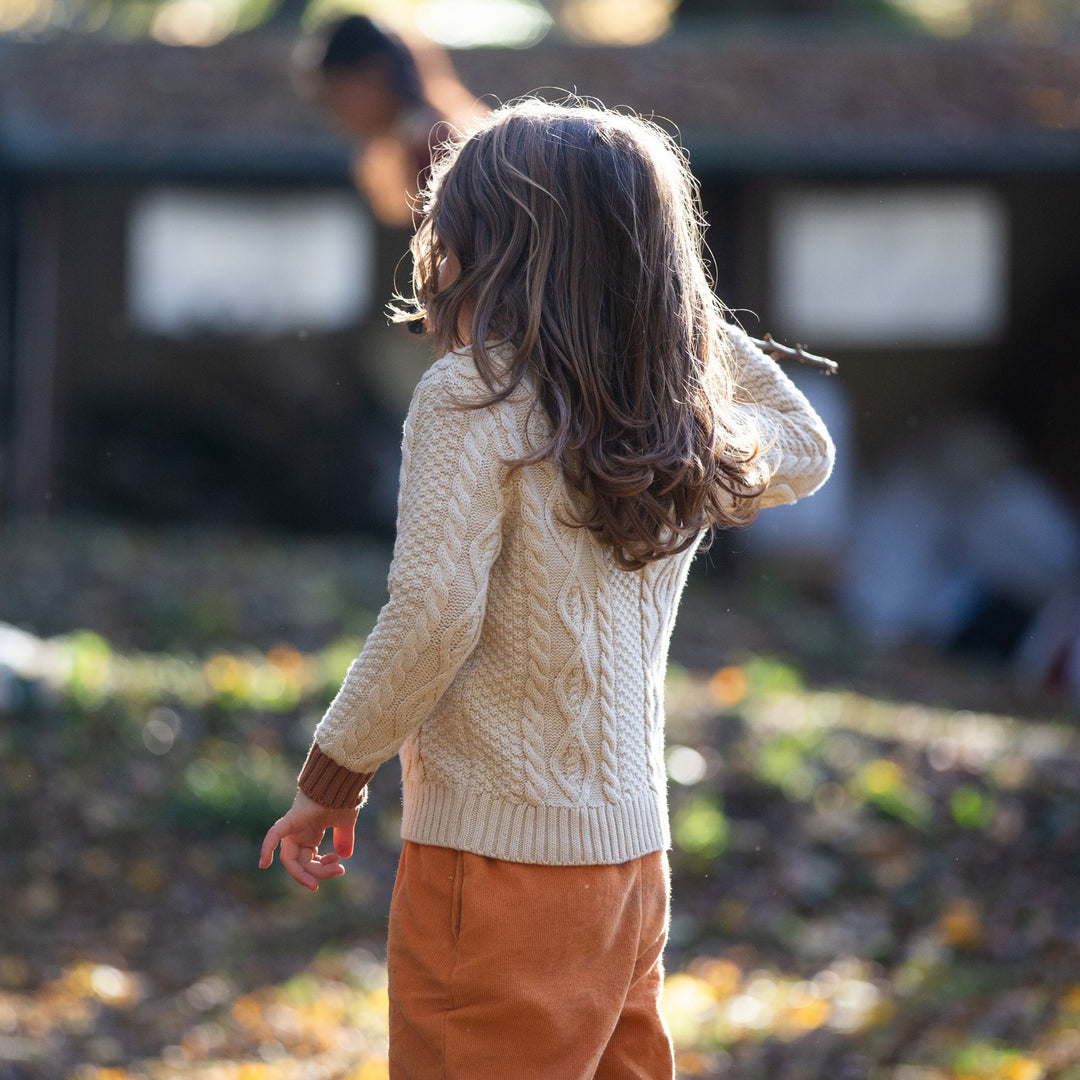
[386,840,674,1079]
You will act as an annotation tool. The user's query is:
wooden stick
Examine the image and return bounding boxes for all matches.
[750,333,838,375]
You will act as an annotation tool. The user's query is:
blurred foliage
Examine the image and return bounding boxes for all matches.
[2,0,1078,48]
[673,793,730,862]
[2,523,1080,1078]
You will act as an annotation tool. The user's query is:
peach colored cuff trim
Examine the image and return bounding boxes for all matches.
[298,742,373,809]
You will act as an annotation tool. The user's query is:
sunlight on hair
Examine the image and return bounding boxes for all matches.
[561,0,676,45]
[416,0,551,48]
[150,0,237,44]
[887,0,974,36]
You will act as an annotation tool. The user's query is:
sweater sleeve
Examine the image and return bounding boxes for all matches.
[726,323,836,508]
[298,356,507,807]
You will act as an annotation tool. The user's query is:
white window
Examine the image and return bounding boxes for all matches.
[128,188,374,337]
[770,186,1008,346]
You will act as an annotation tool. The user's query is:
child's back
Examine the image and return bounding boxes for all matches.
[308,323,832,867]
[264,96,835,1079]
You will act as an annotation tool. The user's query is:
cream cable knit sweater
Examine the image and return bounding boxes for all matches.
[299,325,835,865]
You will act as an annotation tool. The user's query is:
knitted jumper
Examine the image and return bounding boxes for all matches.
[299,325,835,865]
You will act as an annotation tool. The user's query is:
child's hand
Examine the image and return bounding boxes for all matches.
[259,790,360,892]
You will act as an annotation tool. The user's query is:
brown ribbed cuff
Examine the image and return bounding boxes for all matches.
[297,742,373,809]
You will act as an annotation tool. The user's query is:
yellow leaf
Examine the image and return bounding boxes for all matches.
[858,758,905,797]
[236,1064,277,1080]
[1002,1056,1044,1080]
[231,994,265,1029]
[708,666,747,708]
[674,1050,714,1076]
[345,1061,390,1080]
[787,996,831,1031]
[693,958,741,999]
[663,973,717,1011]
[938,897,984,949]
[661,972,719,1044]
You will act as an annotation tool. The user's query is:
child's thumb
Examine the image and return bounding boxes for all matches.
[333,816,357,858]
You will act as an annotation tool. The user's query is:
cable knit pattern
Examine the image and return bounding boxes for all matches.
[300,334,834,865]
[644,550,697,816]
[595,560,620,804]
[313,354,506,773]
[517,473,552,806]
[549,522,598,804]
[638,570,661,798]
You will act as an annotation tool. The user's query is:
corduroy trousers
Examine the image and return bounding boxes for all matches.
[386,840,674,1079]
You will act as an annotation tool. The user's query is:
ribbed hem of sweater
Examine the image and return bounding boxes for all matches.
[297,742,372,809]
[401,781,670,866]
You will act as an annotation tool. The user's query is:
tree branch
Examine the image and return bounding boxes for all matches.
[750,333,838,375]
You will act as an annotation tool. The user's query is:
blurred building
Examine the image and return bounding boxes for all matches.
[1,27,1078,550]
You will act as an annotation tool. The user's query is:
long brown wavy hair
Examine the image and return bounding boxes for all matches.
[397,97,764,570]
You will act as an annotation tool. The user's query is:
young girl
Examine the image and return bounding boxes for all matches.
[260,98,834,1078]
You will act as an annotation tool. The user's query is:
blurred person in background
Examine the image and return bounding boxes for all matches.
[293,14,485,226]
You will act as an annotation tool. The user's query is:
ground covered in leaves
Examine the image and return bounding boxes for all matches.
[1,520,1078,1080]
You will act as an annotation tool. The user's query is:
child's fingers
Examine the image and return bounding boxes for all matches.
[259,802,354,885]
[259,820,288,869]
[310,853,346,880]
[279,837,320,891]
[277,838,345,891]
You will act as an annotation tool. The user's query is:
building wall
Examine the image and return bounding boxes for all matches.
[2,164,1077,535]
[29,177,409,534]
[722,170,1077,489]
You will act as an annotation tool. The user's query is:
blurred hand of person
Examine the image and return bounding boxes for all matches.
[259,790,359,892]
